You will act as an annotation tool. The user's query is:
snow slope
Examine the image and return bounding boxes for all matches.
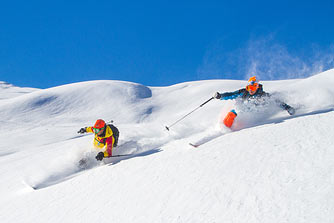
[0,70,334,223]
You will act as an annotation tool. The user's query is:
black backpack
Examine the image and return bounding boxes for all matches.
[108,124,119,147]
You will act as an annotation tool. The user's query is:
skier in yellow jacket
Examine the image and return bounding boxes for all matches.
[78,119,119,161]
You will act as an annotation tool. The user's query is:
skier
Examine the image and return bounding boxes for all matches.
[78,119,119,161]
[214,76,295,128]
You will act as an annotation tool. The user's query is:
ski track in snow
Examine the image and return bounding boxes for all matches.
[0,70,334,223]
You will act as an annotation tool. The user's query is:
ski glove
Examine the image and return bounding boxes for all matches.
[286,106,295,115]
[95,152,104,161]
[78,128,86,134]
[214,92,221,99]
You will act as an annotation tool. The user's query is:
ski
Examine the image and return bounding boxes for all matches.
[189,130,227,148]
[78,153,134,169]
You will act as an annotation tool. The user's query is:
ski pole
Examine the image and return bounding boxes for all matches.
[111,154,132,157]
[165,97,214,131]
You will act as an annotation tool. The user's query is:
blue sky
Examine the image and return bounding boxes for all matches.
[0,0,333,88]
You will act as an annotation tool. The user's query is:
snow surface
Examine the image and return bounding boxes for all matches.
[0,70,334,223]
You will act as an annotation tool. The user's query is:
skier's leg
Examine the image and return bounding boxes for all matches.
[223,109,237,128]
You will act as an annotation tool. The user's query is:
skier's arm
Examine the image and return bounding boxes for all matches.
[214,90,243,100]
[268,93,295,115]
[85,127,94,133]
[276,100,295,115]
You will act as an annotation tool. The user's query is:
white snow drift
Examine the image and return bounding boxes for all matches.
[0,70,334,223]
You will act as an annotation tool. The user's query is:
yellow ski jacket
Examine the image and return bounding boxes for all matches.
[86,125,115,157]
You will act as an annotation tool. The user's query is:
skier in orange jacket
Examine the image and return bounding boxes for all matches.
[78,119,119,161]
[214,76,295,128]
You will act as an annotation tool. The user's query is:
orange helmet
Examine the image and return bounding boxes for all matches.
[246,76,259,92]
[94,119,106,129]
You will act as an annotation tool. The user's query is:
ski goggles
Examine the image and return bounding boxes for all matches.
[249,80,257,85]
[246,83,259,92]
[93,127,105,134]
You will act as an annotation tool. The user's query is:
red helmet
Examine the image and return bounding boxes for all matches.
[94,119,106,129]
